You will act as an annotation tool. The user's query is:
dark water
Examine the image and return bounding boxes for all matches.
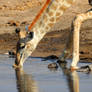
[0,54,92,92]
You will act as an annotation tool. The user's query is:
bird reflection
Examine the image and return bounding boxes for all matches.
[15,68,38,92]
[59,63,80,92]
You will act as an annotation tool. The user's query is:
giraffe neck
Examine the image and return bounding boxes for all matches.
[31,0,75,44]
[28,0,52,30]
[15,0,76,67]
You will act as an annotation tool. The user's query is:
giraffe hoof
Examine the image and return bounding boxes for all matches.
[70,66,79,72]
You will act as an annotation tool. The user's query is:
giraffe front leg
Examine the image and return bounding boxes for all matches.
[71,10,92,71]
[70,15,81,71]
[71,27,80,70]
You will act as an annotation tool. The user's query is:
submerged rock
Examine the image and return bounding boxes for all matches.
[48,63,58,68]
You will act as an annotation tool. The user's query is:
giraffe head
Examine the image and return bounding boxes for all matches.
[15,28,34,67]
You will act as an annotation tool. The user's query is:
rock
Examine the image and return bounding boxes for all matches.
[42,55,58,61]
[78,64,92,72]
[7,20,20,26]
[8,51,16,58]
[48,63,58,68]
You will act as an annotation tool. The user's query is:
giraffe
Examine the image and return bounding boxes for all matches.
[14,0,92,70]
[13,0,92,71]
[13,0,76,68]
[70,9,92,70]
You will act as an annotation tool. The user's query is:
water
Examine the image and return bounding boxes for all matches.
[0,55,92,92]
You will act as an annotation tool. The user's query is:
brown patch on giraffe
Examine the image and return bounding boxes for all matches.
[16,53,20,64]
[50,17,55,22]
[56,16,61,22]
[50,4,57,10]
[56,12,61,17]
[59,5,68,12]
[19,31,27,38]
[48,23,54,27]
[55,0,60,3]
[43,15,48,22]
[48,11,54,16]
[38,21,43,28]
[67,0,74,5]
[45,26,49,30]
[27,44,31,49]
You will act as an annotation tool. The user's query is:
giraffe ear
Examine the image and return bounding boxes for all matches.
[15,28,20,34]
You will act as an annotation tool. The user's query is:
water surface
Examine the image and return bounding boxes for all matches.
[0,55,92,92]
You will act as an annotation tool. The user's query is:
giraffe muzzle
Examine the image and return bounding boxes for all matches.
[15,28,34,67]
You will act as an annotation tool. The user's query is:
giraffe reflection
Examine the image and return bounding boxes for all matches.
[52,63,79,92]
[15,68,38,92]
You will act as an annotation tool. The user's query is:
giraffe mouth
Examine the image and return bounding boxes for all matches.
[15,43,26,66]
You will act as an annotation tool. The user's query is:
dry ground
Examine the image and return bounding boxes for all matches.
[0,0,92,61]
